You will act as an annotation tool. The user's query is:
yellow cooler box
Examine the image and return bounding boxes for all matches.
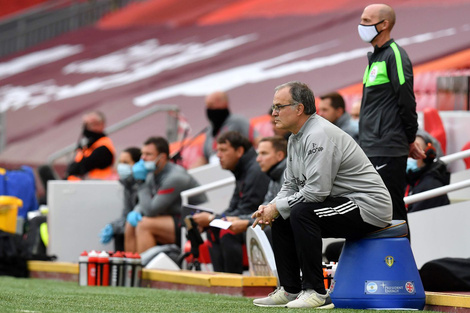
[0,196,23,233]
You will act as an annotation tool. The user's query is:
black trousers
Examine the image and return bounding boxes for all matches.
[368,156,408,235]
[207,227,245,274]
[272,197,381,294]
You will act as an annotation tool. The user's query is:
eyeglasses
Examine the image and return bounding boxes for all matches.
[271,103,297,113]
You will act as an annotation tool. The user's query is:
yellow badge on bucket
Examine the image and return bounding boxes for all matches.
[385,255,394,267]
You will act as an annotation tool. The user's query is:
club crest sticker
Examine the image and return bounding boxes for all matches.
[385,255,394,267]
[368,65,378,82]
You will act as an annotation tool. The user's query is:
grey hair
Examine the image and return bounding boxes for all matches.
[274,81,316,115]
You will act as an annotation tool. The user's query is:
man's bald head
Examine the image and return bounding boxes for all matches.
[205,91,229,109]
[365,4,396,30]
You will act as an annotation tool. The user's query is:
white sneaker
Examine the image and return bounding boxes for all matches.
[286,289,335,309]
[253,286,299,307]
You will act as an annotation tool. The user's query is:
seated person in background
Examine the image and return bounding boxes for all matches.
[66,111,116,180]
[417,128,444,158]
[190,91,256,168]
[405,133,450,213]
[125,137,207,254]
[37,111,115,204]
[350,99,361,121]
[227,136,288,243]
[317,92,358,141]
[193,131,270,273]
[99,147,141,251]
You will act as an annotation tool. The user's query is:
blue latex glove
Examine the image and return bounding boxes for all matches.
[99,224,114,244]
[132,159,148,181]
[127,211,143,227]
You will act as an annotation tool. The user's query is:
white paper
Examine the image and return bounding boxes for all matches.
[209,219,232,230]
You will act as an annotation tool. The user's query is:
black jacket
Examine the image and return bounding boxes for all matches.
[406,160,450,213]
[224,147,270,217]
[359,39,418,157]
[66,133,114,177]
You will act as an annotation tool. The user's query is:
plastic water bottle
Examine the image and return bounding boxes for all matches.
[78,250,88,286]
[87,250,99,286]
[131,253,142,287]
[109,251,124,287]
[97,251,110,286]
[123,252,134,287]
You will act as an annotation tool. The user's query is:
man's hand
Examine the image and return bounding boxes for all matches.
[251,203,279,229]
[126,211,142,227]
[99,224,114,244]
[229,219,250,234]
[132,160,148,181]
[409,141,426,159]
[192,212,215,228]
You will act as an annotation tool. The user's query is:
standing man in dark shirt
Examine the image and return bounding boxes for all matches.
[358,4,425,230]
[66,111,115,180]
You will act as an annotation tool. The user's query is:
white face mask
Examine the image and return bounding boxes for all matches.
[117,163,132,179]
[358,20,384,43]
[143,154,163,172]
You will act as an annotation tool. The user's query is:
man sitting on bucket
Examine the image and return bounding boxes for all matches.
[252,81,392,309]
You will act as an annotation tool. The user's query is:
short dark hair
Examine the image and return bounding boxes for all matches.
[320,92,345,111]
[124,147,142,163]
[259,136,287,157]
[217,131,252,153]
[275,81,316,115]
[143,136,169,156]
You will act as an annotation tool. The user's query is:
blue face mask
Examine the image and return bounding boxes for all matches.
[406,158,419,173]
[117,163,132,179]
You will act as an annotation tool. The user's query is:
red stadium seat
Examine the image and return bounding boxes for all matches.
[423,107,447,154]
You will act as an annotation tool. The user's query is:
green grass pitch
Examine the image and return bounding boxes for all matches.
[0,277,433,313]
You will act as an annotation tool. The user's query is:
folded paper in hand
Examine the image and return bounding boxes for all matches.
[209,219,232,230]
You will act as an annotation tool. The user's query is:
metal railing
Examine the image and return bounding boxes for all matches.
[439,149,470,165]
[404,179,470,205]
[0,0,144,58]
[180,176,236,207]
[47,104,180,166]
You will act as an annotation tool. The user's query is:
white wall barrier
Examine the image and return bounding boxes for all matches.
[47,180,123,262]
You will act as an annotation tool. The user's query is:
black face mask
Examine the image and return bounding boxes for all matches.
[82,125,102,141]
[206,108,230,136]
